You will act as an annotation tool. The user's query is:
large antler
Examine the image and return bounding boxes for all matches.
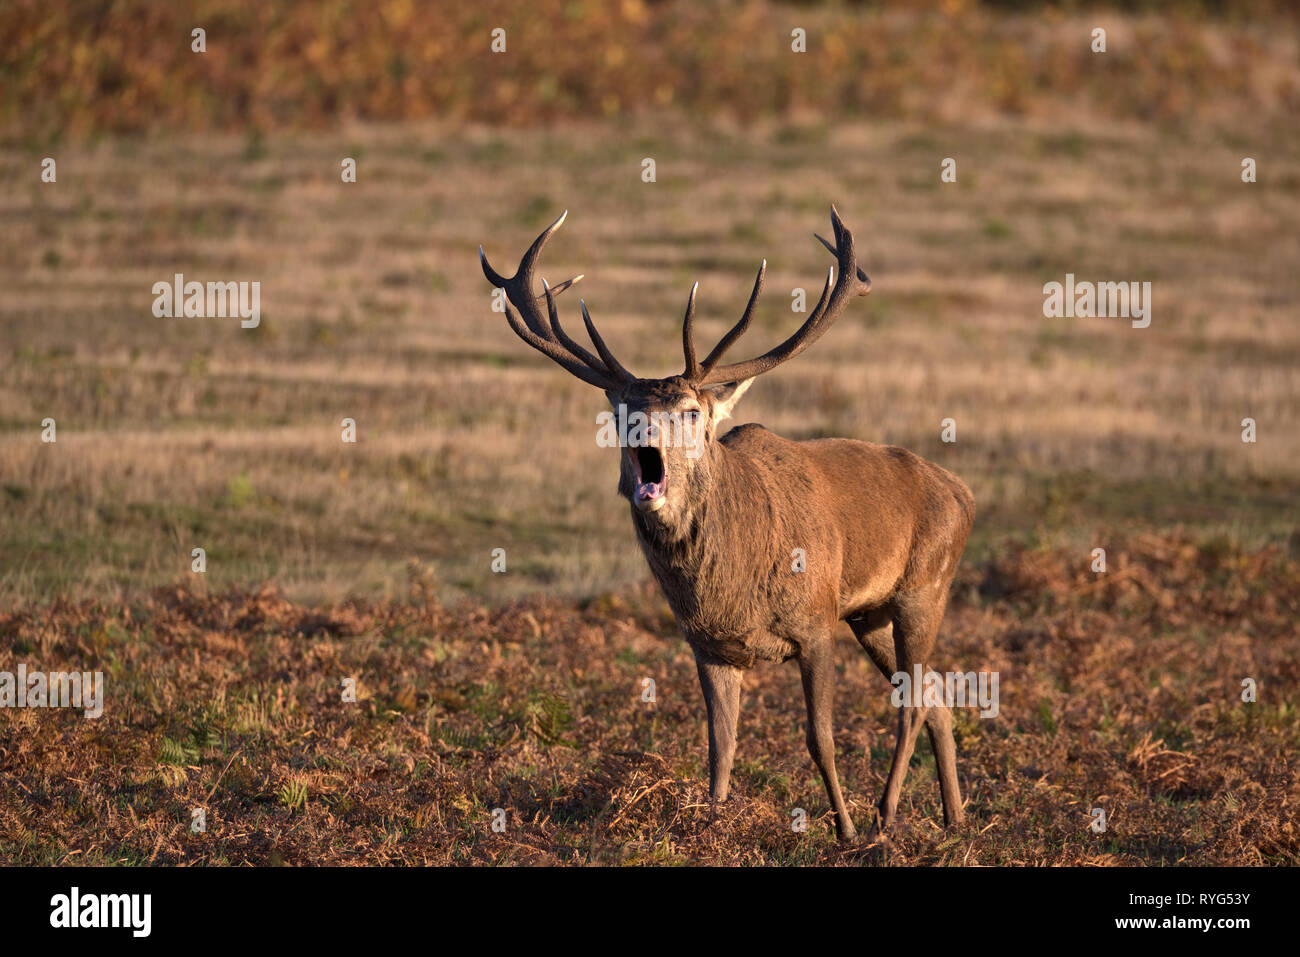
[683,205,871,386]
[480,211,632,390]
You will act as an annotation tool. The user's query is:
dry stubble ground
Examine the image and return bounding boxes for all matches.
[1,116,1297,603]
[0,533,1296,865]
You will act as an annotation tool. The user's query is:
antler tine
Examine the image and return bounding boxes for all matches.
[699,206,870,386]
[821,202,871,290]
[542,276,613,377]
[580,300,635,383]
[544,275,582,298]
[481,211,633,389]
[499,297,619,389]
[681,282,701,379]
[814,235,871,289]
[478,210,569,339]
[698,259,766,376]
[513,212,570,337]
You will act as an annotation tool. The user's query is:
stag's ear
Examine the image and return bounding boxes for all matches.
[707,378,754,424]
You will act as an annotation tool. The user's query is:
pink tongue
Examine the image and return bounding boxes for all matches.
[637,481,663,500]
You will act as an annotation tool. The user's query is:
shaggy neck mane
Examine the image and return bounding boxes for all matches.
[632,441,774,586]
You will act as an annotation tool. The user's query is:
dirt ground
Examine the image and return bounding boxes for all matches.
[2,532,1295,865]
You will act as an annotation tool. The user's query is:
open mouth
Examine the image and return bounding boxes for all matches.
[630,446,666,506]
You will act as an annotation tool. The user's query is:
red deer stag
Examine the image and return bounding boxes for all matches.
[479,208,974,841]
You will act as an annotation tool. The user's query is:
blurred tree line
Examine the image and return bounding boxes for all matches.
[2,0,1296,139]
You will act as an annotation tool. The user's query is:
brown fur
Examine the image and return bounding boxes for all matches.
[612,378,974,841]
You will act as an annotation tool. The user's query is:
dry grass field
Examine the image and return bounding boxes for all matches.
[1,1,1298,866]
[2,116,1297,605]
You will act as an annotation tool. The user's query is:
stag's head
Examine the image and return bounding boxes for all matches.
[479,208,871,528]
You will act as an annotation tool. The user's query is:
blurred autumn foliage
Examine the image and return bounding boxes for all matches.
[2,0,1298,139]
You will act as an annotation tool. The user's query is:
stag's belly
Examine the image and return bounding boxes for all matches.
[658,563,832,667]
[683,628,798,669]
[837,565,906,621]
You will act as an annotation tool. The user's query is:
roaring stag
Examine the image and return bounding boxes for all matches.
[480,208,974,841]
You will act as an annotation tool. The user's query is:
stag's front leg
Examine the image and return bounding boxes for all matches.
[798,637,857,842]
[693,649,742,805]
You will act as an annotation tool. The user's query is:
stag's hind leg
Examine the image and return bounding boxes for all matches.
[849,601,964,834]
[923,699,963,828]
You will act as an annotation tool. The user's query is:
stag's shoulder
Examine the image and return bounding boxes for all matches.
[717,423,809,465]
[718,421,781,450]
[721,426,902,472]
[716,424,820,489]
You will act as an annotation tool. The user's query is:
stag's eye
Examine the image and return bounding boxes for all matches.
[683,409,701,424]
